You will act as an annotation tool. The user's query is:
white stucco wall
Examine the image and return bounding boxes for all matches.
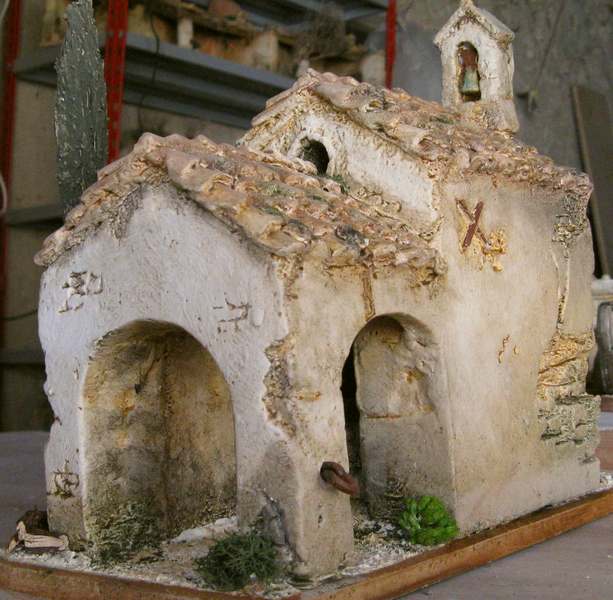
[285,260,457,525]
[271,173,600,538]
[436,177,600,529]
[39,185,290,543]
[244,92,599,537]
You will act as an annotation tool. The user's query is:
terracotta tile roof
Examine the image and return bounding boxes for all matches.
[245,70,592,202]
[35,133,444,285]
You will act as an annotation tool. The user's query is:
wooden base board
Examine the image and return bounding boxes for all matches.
[597,431,613,470]
[1,488,613,600]
[601,395,613,412]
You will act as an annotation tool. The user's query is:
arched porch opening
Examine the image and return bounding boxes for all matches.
[341,314,452,520]
[81,320,236,543]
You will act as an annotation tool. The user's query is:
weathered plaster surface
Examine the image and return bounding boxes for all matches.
[38,33,599,576]
[436,177,599,529]
[537,331,599,448]
[40,186,295,556]
[281,257,455,532]
[82,321,237,541]
[242,67,598,534]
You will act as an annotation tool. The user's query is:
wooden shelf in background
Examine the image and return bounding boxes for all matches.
[187,0,388,29]
[14,33,295,129]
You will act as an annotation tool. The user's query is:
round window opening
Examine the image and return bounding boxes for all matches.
[299,139,330,175]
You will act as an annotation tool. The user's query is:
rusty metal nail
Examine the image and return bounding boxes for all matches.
[320,461,360,497]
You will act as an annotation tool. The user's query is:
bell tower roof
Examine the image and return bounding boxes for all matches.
[434,0,514,49]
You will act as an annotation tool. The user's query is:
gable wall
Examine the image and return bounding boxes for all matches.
[244,104,439,238]
[38,185,290,544]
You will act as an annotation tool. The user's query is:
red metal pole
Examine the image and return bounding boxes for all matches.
[1,0,22,193]
[104,0,129,163]
[0,0,22,424]
[385,0,397,89]
[0,0,23,326]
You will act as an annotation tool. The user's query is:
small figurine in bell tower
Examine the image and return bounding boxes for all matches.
[458,42,481,102]
[434,0,519,133]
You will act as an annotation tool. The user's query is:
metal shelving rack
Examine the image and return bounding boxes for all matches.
[15,33,296,130]
[5,1,389,230]
[15,1,388,130]
[188,0,387,28]
[0,348,45,366]
[6,204,64,229]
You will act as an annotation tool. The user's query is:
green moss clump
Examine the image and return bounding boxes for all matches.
[433,114,454,125]
[89,500,162,566]
[261,182,284,196]
[261,204,284,217]
[398,495,458,546]
[194,530,280,591]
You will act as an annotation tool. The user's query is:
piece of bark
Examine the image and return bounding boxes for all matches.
[7,510,69,554]
[17,510,49,533]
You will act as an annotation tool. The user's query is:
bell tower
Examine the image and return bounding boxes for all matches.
[434,0,519,133]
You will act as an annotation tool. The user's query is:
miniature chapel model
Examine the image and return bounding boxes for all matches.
[37,1,600,578]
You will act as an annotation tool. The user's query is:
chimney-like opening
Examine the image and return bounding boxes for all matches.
[458,42,481,102]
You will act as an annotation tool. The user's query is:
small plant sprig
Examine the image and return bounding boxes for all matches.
[194,530,281,591]
[398,495,458,546]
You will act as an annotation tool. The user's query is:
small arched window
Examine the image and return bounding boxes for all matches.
[299,138,330,175]
[458,42,481,102]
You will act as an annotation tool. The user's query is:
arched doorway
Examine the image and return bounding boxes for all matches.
[341,315,452,519]
[81,321,236,542]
